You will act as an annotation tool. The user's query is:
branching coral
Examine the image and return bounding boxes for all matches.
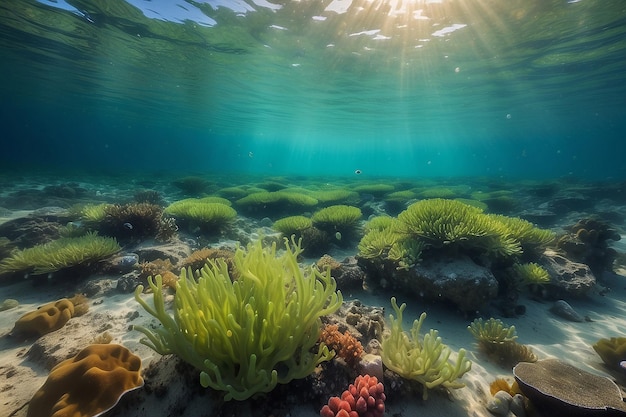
[133,237,343,400]
[319,324,364,368]
[0,232,120,275]
[381,297,471,400]
[468,318,537,367]
[468,318,517,344]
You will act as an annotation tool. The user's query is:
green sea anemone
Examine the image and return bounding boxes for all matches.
[511,262,551,286]
[165,199,236,232]
[311,205,362,232]
[0,232,120,275]
[273,216,313,236]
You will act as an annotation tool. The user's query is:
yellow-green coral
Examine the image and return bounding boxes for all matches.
[310,189,359,205]
[236,191,318,208]
[381,297,471,400]
[273,216,312,235]
[468,318,517,344]
[468,317,537,367]
[511,262,551,286]
[398,199,522,257]
[593,337,626,370]
[0,232,120,275]
[133,237,342,401]
[311,205,362,232]
[80,203,111,223]
[165,199,236,231]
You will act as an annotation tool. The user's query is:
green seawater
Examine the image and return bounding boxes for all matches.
[1,0,625,178]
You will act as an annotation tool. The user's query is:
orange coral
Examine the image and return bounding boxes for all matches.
[316,255,342,273]
[13,299,75,337]
[320,324,363,367]
[179,247,237,278]
[28,344,143,417]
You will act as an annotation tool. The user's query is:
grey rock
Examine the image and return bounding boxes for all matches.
[541,249,596,297]
[550,300,585,322]
[408,256,498,312]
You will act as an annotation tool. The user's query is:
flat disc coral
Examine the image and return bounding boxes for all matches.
[27,344,144,417]
[513,359,626,416]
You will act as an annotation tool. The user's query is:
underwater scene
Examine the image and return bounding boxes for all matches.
[1,1,626,416]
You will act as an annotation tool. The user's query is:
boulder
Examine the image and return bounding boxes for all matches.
[541,249,596,297]
[396,255,498,312]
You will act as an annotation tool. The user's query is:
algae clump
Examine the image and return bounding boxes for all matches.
[133,237,342,400]
[0,232,120,275]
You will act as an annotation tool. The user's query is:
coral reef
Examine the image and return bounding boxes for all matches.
[0,232,120,276]
[319,324,364,368]
[133,237,343,400]
[27,344,143,417]
[320,374,385,417]
[381,297,471,400]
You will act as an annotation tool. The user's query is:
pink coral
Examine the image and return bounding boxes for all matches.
[320,375,385,417]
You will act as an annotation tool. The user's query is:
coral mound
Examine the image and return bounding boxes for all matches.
[27,344,143,417]
[13,298,75,337]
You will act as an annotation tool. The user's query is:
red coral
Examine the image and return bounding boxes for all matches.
[320,375,385,417]
[320,324,364,367]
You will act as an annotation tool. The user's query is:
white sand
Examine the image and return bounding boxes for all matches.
[1,265,625,417]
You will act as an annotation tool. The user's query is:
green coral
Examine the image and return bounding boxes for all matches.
[353,183,395,196]
[236,191,318,214]
[311,205,362,232]
[358,217,422,268]
[310,189,359,205]
[273,216,312,236]
[490,215,555,251]
[468,317,537,367]
[398,199,521,257]
[80,203,110,223]
[133,237,342,401]
[381,297,472,400]
[0,232,120,275]
[468,318,517,344]
[511,262,551,286]
[165,199,236,231]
